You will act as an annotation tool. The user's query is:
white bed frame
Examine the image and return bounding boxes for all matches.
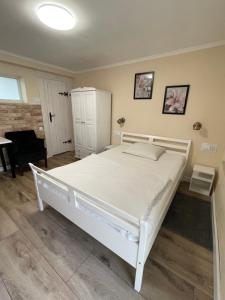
[30,132,191,292]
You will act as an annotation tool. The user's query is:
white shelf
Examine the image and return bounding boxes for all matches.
[191,174,212,183]
[189,164,215,197]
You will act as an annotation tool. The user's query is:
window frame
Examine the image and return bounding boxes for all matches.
[0,75,23,103]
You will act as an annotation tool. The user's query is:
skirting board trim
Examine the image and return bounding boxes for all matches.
[212,191,221,300]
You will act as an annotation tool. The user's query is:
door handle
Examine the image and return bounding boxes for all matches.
[62,139,72,144]
[49,112,55,123]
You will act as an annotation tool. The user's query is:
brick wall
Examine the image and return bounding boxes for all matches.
[0,103,44,138]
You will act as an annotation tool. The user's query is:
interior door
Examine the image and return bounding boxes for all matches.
[39,77,74,156]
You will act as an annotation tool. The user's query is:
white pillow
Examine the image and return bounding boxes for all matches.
[123,142,165,161]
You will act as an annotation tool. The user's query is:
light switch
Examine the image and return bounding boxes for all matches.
[201,143,218,152]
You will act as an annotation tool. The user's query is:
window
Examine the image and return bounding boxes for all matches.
[0,76,22,101]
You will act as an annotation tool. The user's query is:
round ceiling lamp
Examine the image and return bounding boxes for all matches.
[36,3,76,30]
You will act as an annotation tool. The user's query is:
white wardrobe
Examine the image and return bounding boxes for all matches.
[71,87,112,159]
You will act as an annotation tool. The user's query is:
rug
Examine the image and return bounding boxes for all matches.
[163,192,213,251]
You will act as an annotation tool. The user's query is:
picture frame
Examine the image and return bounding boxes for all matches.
[162,85,190,115]
[133,72,154,99]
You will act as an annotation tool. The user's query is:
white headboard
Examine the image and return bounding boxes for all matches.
[121,132,191,160]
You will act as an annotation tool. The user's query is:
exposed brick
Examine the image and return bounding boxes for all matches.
[0,103,44,137]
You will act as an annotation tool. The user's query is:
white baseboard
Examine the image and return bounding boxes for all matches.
[212,191,221,300]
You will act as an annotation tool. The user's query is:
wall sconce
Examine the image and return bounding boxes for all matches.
[193,122,202,131]
[117,117,126,127]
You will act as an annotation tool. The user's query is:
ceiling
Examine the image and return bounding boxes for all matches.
[0,0,225,72]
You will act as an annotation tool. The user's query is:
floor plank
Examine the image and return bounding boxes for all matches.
[0,231,78,300]
[141,260,195,300]
[91,239,195,300]
[0,206,18,241]
[0,174,33,213]
[9,203,93,281]
[194,288,213,300]
[150,228,213,296]
[0,279,11,300]
[68,254,144,300]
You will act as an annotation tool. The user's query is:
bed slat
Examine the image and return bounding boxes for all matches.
[121,132,191,159]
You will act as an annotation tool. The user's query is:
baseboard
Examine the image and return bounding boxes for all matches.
[212,191,221,300]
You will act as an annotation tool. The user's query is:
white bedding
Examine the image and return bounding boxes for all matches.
[101,145,185,182]
[48,145,185,223]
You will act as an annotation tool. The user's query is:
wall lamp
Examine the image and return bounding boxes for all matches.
[117,117,126,127]
[193,122,202,131]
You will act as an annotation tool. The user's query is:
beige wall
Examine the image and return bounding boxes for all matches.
[0,61,42,104]
[0,54,74,105]
[74,46,225,176]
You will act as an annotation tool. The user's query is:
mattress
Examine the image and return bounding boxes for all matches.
[100,145,185,182]
[48,145,185,224]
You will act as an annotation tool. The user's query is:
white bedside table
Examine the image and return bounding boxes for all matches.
[189,164,215,196]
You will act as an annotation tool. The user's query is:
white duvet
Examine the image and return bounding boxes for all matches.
[48,148,184,222]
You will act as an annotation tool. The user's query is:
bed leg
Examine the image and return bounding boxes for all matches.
[134,220,148,292]
[37,196,44,211]
[31,166,44,212]
[134,262,144,292]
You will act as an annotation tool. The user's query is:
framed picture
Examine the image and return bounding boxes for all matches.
[134,72,154,99]
[162,85,190,115]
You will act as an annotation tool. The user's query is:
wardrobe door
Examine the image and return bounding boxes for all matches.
[85,124,96,151]
[84,91,96,124]
[72,92,85,123]
[74,123,85,146]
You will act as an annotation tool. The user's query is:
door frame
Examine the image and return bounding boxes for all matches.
[36,71,74,157]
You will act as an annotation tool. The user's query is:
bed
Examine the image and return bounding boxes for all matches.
[30,132,191,292]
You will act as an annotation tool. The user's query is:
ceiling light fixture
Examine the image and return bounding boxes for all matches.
[36,3,76,31]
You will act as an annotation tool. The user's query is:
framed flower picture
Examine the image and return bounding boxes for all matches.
[162,85,190,115]
[133,72,154,99]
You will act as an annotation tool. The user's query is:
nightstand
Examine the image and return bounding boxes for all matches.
[189,164,215,196]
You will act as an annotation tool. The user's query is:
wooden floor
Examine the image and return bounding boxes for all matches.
[0,152,213,300]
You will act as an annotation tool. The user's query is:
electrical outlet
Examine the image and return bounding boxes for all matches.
[113,130,121,137]
[201,143,218,152]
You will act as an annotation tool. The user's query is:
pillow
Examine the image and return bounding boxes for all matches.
[123,142,165,161]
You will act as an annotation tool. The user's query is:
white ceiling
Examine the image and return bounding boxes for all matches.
[0,0,225,72]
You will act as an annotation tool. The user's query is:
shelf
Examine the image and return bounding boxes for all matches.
[193,164,215,176]
[191,175,212,183]
[189,178,212,196]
